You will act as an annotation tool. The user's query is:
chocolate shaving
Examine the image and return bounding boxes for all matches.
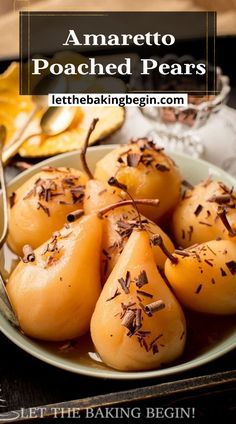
[141,153,154,166]
[118,277,129,294]
[152,344,159,355]
[149,334,163,352]
[71,192,84,204]
[70,186,85,194]
[135,270,148,288]
[219,182,232,194]
[108,177,127,192]
[206,245,216,256]
[226,260,236,275]
[62,177,77,187]
[195,284,202,294]
[41,166,57,172]
[23,189,34,200]
[117,156,124,164]
[211,278,216,284]
[204,259,213,267]
[137,330,151,337]
[217,207,236,237]
[202,177,212,187]
[22,244,35,263]
[220,268,227,277]
[44,253,59,268]
[155,163,169,172]
[182,180,194,190]
[187,225,194,241]
[37,202,50,217]
[102,249,111,259]
[144,300,165,316]
[134,309,142,333]
[182,190,192,200]
[58,200,74,205]
[194,204,203,217]
[207,194,231,204]
[141,338,149,352]
[106,289,121,302]
[199,221,212,227]
[125,271,131,290]
[9,192,16,208]
[98,189,107,196]
[67,210,84,222]
[127,153,142,168]
[136,290,153,298]
[121,310,136,331]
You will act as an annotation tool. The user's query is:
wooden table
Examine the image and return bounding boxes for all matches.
[0,331,235,422]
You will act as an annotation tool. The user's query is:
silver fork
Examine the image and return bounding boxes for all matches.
[0,126,20,328]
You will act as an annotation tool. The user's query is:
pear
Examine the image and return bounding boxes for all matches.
[165,239,236,315]
[100,204,174,282]
[79,123,174,280]
[94,138,182,222]
[90,229,186,371]
[7,214,102,341]
[171,179,236,248]
[8,166,88,255]
[82,181,174,280]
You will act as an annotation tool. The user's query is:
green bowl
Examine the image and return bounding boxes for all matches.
[0,146,235,379]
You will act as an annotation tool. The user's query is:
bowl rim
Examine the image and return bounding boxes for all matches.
[0,145,235,380]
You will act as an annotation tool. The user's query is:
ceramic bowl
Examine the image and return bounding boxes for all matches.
[0,146,235,379]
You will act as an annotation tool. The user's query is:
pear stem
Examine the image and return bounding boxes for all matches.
[80,118,99,180]
[67,209,84,223]
[151,235,178,264]
[97,199,159,219]
[108,176,147,230]
[217,207,236,237]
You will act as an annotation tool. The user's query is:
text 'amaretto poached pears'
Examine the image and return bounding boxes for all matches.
[7,166,88,255]
[7,214,102,341]
[91,229,186,371]
[171,179,236,248]
[94,138,182,222]
[165,239,236,315]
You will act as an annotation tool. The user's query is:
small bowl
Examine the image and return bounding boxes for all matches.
[138,55,231,130]
[0,146,235,379]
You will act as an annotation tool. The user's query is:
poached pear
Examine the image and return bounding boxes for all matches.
[8,166,88,255]
[7,214,102,341]
[94,138,182,222]
[165,239,236,315]
[171,179,236,248]
[91,229,186,371]
[100,204,174,282]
